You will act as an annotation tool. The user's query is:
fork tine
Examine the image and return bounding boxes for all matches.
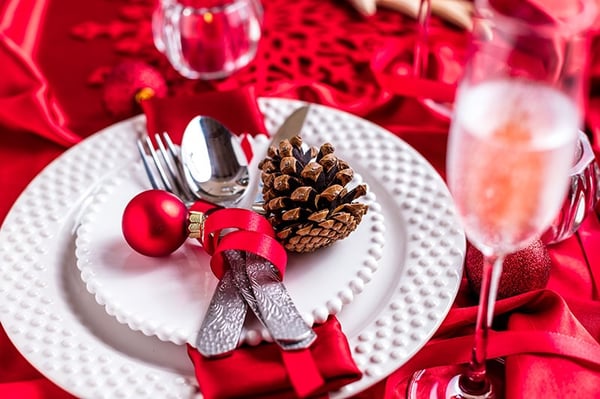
[143,135,174,193]
[136,138,160,190]
[137,132,199,204]
[161,132,196,200]
[154,133,189,198]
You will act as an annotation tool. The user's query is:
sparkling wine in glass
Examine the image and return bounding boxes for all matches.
[404,0,597,397]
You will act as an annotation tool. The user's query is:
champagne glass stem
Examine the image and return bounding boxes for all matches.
[460,253,504,396]
[413,0,431,78]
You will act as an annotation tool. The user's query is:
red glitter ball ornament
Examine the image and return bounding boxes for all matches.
[103,60,167,116]
[122,190,189,257]
[465,240,552,299]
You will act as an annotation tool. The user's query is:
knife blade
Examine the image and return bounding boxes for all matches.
[239,105,310,211]
[269,105,310,147]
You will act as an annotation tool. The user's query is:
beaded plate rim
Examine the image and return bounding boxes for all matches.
[0,98,465,399]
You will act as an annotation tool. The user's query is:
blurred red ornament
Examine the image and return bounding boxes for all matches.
[122,190,188,257]
[465,240,552,299]
[103,60,167,116]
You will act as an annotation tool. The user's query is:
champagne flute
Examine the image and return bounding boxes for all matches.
[413,0,432,80]
[405,0,596,397]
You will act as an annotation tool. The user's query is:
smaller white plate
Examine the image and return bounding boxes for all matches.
[75,162,384,346]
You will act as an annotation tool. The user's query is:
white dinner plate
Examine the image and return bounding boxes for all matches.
[0,98,465,399]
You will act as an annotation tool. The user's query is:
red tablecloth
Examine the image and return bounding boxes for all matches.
[1,0,600,398]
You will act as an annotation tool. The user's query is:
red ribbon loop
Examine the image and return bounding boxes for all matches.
[202,207,275,252]
[210,230,288,280]
[189,200,287,281]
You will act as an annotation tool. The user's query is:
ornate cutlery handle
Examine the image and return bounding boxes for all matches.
[225,250,316,349]
[196,269,248,357]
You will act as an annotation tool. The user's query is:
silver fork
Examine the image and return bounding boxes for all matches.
[136,133,197,205]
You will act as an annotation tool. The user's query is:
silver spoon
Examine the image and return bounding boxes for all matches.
[180,115,250,206]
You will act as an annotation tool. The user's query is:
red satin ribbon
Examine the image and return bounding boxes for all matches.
[384,289,600,397]
[373,73,456,104]
[281,348,326,397]
[201,207,275,252]
[370,35,462,105]
[210,230,288,279]
[188,199,288,279]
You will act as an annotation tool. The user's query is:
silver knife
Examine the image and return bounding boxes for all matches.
[196,106,311,356]
[226,250,316,348]
[269,105,310,143]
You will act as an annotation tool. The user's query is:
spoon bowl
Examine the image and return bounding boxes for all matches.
[180,116,249,205]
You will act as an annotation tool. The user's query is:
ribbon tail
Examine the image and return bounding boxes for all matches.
[281,348,326,398]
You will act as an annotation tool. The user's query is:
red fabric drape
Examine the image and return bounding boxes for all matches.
[1,0,600,398]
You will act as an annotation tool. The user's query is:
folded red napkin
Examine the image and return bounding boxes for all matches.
[189,317,361,399]
[142,87,267,141]
[141,87,362,399]
[0,0,80,147]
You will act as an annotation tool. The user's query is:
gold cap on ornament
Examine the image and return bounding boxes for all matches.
[187,211,206,239]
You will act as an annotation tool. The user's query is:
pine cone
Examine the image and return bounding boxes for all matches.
[258,135,369,253]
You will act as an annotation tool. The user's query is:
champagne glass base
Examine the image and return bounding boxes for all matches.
[398,360,505,399]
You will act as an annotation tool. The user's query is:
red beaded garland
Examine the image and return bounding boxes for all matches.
[121,190,189,257]
[465,240,552,299]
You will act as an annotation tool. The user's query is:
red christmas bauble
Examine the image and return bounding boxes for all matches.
[103,60,167,117]
[122,190,188,257]
[465,240,552,299]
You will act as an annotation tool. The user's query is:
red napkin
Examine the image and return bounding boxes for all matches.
[141,87,362,399]
[0,0,80,147]
[383,213,600,399]
[142,86,267,141]
[189,317,361,399]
